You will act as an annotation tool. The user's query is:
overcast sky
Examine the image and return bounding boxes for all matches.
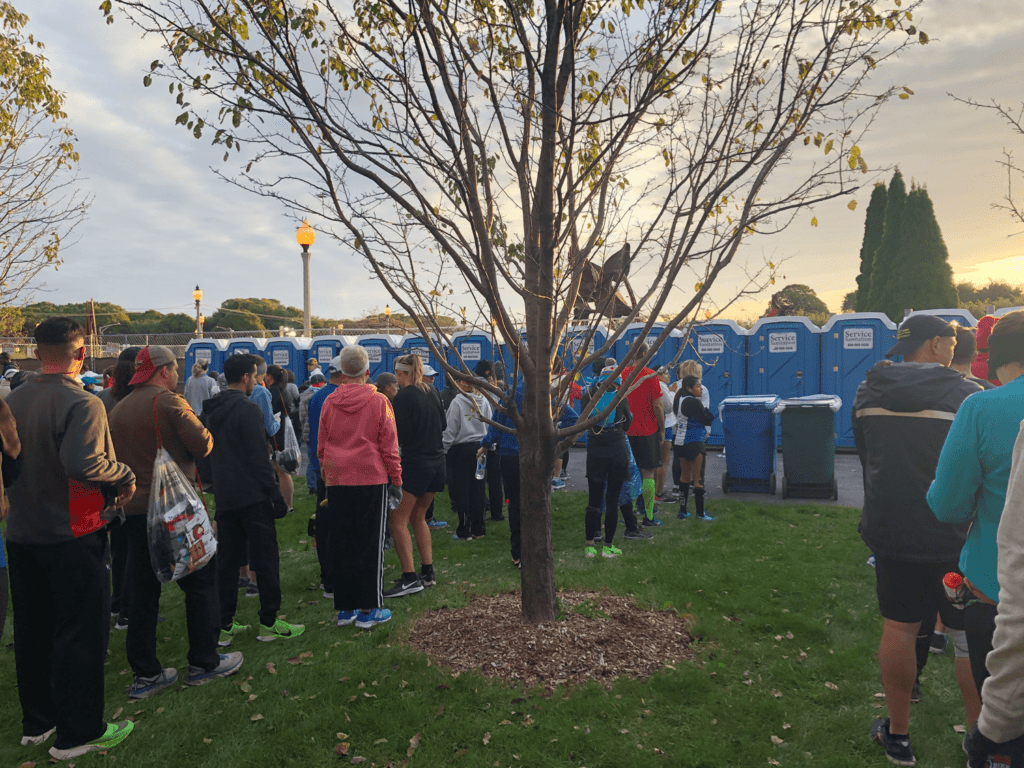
[18,0,1024,326]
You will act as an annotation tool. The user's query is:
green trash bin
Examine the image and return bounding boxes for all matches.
[775,395,841,500]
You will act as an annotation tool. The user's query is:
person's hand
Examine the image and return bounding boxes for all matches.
[114,483,136,508]
[476,447,487,461]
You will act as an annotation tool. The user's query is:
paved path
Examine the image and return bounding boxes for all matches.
[556,447,864,508]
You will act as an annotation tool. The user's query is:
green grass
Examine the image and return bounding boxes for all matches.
[1,492,972,767]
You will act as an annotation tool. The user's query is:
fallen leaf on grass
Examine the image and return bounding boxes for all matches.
[374,738,388,744]
[334,743,350,756]
[113,707,123,719]
[771,735,784,745]
[483,733,491,745]
[743,680,753,686]
[782,723,791,730]
[873,693,885,698]
[17,762,37,768]
[768,759,781,766]
[251,714,264,722]
[953,725,967,733]
[498,720,513,726]
[133,710,144,715]
[785,631,794,640]
[436,705,444,716]
[287,657,303,665]
[240,682,252,693]
[653,748,664,755]
[203,738,212,744]
[825,682,839,690]
[351,757,367,764]
[247,694,257,703]
[299,651,314,659]
[156,707,165,714]
[336,732,349,740]
[408,733,422,757]
[771,690,782,698]
[266,663,277,675]
[345,713,351,723]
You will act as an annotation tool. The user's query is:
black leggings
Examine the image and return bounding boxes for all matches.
[0,566,7,643]
[586,478,623,544]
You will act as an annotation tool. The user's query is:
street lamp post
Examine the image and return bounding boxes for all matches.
[193,285,203,338]
[296,220,315,337]
[384,304,391,334]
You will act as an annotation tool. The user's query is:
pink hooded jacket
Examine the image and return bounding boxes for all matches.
[317,383,402,487]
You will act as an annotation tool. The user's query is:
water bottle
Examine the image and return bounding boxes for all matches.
[943,572,970,609]
[475,456,487,480]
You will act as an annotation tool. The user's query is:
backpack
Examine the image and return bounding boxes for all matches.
[589,375,619,430]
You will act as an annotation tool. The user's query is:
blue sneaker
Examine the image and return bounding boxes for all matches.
[354,608,392,629]
[552,478,566,490]
[678,510,691,519]
[642,516,664,527]
[696,513,716,522]
[184,652,243,687]
[128,667,178,700]
[336,610,359,626]
[427,519,448,529]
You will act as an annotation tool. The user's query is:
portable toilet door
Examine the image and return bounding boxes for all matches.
[264,337,311,385]
[400,333,449,390]
[309,336,356,379]
[497,328,528,387]
[619,322,685,374]
[747,316,822,399]
[448,330,494,376]
[906,308,978,327]
[184,339,227,379]
[357,334,401,382]
[226,337,267,359]
[820,313,897,449]
[564,324,610,374]
[678,320,748,446]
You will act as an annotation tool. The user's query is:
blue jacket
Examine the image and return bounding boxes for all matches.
[306,383,338,473]
[928,374,1024,602]
[249,384,280,437]
[480,389,523,456]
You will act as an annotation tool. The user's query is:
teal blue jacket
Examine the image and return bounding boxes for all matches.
[927,374,1024,602]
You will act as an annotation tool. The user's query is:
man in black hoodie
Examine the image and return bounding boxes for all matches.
[854,315,982,766]
[200,354,304,645]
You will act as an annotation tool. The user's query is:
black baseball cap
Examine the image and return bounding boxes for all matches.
[886,315,956,358]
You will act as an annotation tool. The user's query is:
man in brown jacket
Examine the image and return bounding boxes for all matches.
[109,346,242,700]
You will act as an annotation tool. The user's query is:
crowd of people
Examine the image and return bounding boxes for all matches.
[2,309,1023,765]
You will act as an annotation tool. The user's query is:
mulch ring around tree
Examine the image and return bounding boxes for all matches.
[407,590,695,689]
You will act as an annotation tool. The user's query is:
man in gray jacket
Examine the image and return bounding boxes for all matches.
[5,317,137,760]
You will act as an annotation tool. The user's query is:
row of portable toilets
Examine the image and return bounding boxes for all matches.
[185,306,1020,451]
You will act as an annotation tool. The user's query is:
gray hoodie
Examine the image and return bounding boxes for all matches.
[442,391,491,452]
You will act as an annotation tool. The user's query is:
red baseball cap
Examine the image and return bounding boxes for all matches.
[129,346,176,385]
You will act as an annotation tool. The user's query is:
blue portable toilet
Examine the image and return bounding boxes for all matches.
[563,325,611,371]
[820,313,897,449]
[399,333,449,390]
[906,308,977,327]
[617,322,685,373]
[308,336,357,379]
[678,320,748,447]
[448,330,495,376]
[497,328,529,386]
[226,337,267,359]
[357,334,401,382]
[184,339,227,377]
[264,337,311,384]
[996,306,1024,317]
[747,316,822,400]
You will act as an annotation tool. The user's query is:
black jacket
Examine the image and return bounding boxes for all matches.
[201,389,286,515]
[580,386,632,460]
[393,385,447,461]
[853,361,982,562]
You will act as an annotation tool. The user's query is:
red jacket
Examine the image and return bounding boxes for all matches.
[318,383,402,487]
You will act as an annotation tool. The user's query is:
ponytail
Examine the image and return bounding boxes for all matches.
[395,354,429,392]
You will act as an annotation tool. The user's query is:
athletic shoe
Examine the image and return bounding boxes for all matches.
[48,720,134,761]
[552,478,566,490]
[603,545,623,558]
[642,517,664,527]
[678,510,691,520]
[427,519,448,529]
[420,570,437,587]
[623,529,653,540]
[452,533,472,541]
[560,472,570,480]
[245,583,259,598]
[218,621,248,648]
[184,652,244,687]
[323,590,335,599]
[336,610,359,626]
[910,677,921,703]
[869,718,916,766]
[114,617,130,630]
[355,608,392,629]
[929,633,947,655]
[656,492,677,503]
[867,555,876,568]
[238,576,251,589]
[257,619,305,641]
[383,576,425,598]
[696,513,716,522]
[128,667,178,700]
[20,727,55,747]
[584,546,597,558]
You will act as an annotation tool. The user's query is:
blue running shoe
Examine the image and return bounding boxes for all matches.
[337,610,359,626]
[696,513,716,522]
[427,519,448,529]
[355,608,392,629]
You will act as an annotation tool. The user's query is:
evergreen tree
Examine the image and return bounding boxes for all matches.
[854,182,887,312]
[885,186,958,316]
[866,170,908,321]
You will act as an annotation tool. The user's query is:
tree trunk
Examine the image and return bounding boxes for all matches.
[517,390,558,623]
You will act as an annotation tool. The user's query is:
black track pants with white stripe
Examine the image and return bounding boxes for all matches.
[324,484,388,612]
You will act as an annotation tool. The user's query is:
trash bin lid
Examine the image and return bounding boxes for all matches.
[718,395,781,419]
[774,394,842,413]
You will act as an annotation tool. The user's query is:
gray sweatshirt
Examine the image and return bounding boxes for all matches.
[442,392,491,452]
[978,418,1024,744]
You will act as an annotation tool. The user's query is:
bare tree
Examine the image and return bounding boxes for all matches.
[0,2,91,305]
[951,95,1024,229]
[105,0,926,622]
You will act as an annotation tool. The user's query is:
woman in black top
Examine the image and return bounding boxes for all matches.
[264,364,294,513]
[579,366,632,558]
[673,375,715,520]
[388,354,447,597]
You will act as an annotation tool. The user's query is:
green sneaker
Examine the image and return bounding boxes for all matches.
[603,544,623,557]
[219,621,248,647]
[257,618,306,642]
[49,720,134,760]
[584,546,597,558]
